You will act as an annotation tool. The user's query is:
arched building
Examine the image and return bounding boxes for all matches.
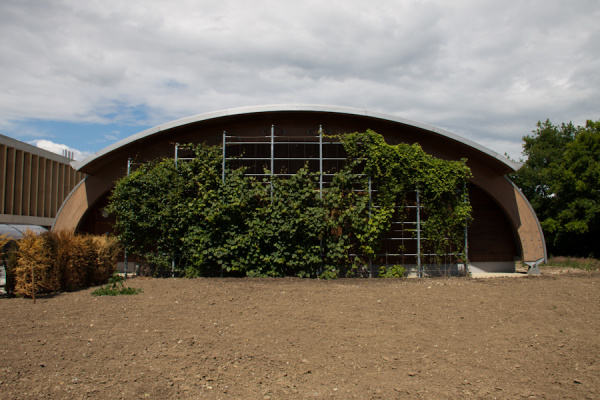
[54,105,546,274]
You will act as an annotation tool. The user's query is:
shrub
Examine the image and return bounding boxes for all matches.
[91,274,142,296]
[14,232,60,297]
[378,265,406,278]
[54,230,94,291]
[92,235,121,284]
[11,231,122,297]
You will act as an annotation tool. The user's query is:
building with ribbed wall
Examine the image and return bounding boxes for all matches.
[0,134,86,229]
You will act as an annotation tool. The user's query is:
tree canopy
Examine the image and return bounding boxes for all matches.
[511,119,600,257]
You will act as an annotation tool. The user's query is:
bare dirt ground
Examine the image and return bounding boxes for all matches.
[1,267,599,399]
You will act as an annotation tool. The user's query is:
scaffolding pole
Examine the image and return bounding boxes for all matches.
[270,125,274,175]
[464,182,469,275]
[368,175,372,277]
[222,132,226,185]
[417,186,422,278]
[270,125,274,199]
[319,125,323,198]
[124,158,132,280]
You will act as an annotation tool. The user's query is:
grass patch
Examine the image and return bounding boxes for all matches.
[545,256,600,271]
[91,274,143,296]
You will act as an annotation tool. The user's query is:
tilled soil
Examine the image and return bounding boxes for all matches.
[1,268,599,399]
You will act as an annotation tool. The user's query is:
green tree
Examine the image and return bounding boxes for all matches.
[512,119,600,257]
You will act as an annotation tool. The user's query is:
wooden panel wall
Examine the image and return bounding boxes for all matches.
[0,144,86,222]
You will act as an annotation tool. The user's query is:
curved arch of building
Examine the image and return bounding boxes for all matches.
[54,105,546,272]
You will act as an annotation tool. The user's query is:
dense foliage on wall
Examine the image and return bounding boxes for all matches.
[107,130,471,278]
[511,119,600,257]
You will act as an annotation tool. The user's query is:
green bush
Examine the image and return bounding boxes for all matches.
[91,274,142,296]
[378,265,406,278]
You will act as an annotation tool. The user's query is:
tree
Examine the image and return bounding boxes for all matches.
[512,119,600,257]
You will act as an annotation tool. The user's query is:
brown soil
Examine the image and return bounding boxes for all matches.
[1,268,599,399]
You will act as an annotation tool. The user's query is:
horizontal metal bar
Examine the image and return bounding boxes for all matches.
[226,157,348,161]
[225,141,342,145]
[225,135,339,139]
[421,253,464,256]
[374,253,419,257]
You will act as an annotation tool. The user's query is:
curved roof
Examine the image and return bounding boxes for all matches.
[0,224,47,240]
[73,104,521,172]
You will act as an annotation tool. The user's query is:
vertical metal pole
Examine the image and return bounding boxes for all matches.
[368,175,372,277]
[270,125,275,174]
[171,257,175,278]
[222,132,226,185]
[174,143,178,168]
[318,126,325,273]
[270,125,274,198]
[124,158,131,280]
[221,131,226,278]
[464,182,469,274]
[319,125,323,198]
[416,186,421,278]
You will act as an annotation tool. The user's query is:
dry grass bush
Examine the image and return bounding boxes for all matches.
[14,232,60,297]
[92,235,121,285]
[54,231,95,291]
[0,233,11,251]
[11,231,122,297]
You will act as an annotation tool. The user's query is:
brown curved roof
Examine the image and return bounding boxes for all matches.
[73,104,521,176]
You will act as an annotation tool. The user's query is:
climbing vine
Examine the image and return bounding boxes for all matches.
[342,130,472,265]
[107,131,471,278]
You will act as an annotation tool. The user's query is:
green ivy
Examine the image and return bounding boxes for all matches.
[107,131,472,278]
[341,130,472,265]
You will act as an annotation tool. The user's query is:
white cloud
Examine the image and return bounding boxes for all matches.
[1,0,599,160]
[30,139,92,161]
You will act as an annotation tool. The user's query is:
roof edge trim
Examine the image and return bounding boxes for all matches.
[72,104,521,172]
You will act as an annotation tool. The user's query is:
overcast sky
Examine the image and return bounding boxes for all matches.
[1,0,598,161]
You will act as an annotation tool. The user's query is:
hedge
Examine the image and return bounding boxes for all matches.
[1,231,121,297]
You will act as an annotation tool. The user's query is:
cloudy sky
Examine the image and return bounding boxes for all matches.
[1,0,598,161]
